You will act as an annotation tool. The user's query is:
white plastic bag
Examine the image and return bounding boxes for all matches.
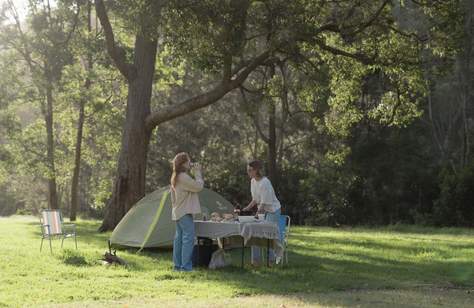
[208,249,231,269]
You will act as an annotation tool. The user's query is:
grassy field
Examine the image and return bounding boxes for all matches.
[0,215,473,307]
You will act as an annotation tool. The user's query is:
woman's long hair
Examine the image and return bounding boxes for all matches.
[171,152,190,188]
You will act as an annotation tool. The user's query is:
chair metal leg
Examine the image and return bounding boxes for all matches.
[49,237,53,254]
[74,234,77,249]
[40,238,44,252]
[61,236,65,248]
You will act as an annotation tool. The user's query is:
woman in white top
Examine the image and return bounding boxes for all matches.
[243,160,282,265]
[170,152,203,271]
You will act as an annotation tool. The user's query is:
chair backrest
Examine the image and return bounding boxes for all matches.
[279,215,290,243]
[41,210,63,235]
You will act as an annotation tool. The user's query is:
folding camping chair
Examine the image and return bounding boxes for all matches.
[39,209,77,253]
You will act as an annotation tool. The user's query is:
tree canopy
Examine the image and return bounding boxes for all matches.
[1,0,473,228]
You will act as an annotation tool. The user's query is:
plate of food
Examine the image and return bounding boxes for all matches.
[210,212,222,222]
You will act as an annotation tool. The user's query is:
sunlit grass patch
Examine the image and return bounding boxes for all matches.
[0,215,473,307]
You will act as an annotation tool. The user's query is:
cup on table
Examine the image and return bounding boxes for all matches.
[257,214,265,221]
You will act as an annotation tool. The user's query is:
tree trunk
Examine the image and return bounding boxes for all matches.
[267,64,278,188]
[45,79,59,210]
[70,86,87,221]
[268,101,278,186]
[70,0,92,221]
[460,0,473,168]
[99,35,157,231]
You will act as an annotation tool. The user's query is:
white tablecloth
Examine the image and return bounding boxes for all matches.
[194,220,283,259]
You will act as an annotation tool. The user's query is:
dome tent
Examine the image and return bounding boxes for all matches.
[109,186,234,249]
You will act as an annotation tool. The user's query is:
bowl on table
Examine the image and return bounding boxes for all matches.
[238,216,257,223]
[257,214,265,221]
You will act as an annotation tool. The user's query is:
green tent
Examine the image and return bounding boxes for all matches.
[109,186,234,248]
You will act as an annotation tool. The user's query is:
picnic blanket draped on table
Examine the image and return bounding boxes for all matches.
[194,220,283,259]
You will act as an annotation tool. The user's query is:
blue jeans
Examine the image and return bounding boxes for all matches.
[251,209,282,264]
[173,214,195,271]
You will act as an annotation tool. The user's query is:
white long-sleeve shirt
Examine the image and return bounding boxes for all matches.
[251,176,281,213]
[170,170,204,221]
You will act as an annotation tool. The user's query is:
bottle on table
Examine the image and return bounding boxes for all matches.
[233,206,241,220]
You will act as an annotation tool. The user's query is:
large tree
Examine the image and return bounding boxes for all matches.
[96,0,430,231]
[95,0,273,231]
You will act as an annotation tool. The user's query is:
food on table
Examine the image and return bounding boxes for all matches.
[222,213,234,220]
[210,212,222,222]
[208,212,235,222]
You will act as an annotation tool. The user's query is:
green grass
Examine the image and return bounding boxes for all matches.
[0,215,473,307]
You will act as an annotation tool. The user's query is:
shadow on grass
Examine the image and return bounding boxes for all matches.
[312,225,474,236]
[76,221,474,290]
[181,255,474,302]
[291,234,474,256]
[26,220,175,272]
[129,239,474,300]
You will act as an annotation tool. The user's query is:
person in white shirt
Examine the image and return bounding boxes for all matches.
[243,160,282,266]
[170,152,203,271]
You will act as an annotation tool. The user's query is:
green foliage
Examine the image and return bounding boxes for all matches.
[0,186,18,216]
[164,0,253,74]
[0,0,472,231]
[433,163,474,227]
[55,60,126,213]
[0,0,129,215]
[108,0,163,37]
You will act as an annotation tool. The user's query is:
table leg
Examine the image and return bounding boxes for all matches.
[197,237,203,266]
[267,239,270,267]
[241,237,244,268]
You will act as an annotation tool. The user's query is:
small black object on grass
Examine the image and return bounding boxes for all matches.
[100,240,127,266]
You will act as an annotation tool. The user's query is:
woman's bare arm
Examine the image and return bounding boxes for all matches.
[243,199,257,212]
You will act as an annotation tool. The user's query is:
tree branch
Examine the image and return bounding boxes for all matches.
[223,53,232,81]
[343,0,391,38]
[315,39,372,64]
[231,50,270,85]
[239,87,270,143]
[145,50,270,131]
[6,0,39,73]
[61,4,81,47]
[94,0,136,81]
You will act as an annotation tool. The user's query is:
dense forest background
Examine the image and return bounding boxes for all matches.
[0,0,473,228]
